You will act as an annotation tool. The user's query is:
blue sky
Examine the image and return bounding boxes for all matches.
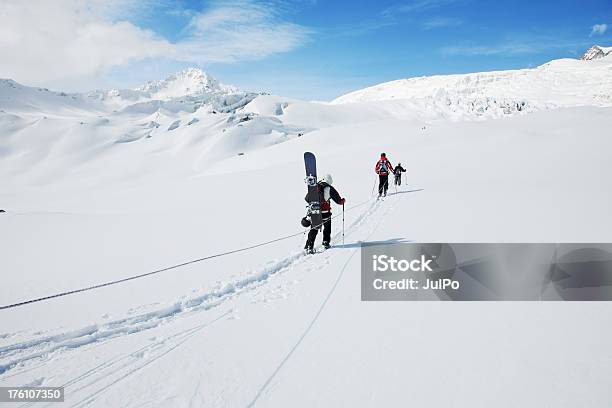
[2,0,611,100]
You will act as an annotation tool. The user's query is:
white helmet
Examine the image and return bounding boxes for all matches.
[322,174,333,185]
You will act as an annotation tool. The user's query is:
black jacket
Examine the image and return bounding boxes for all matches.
[394,165,406,175]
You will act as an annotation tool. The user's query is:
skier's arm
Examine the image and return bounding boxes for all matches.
[329,186,345,205]
[374,161,379,174]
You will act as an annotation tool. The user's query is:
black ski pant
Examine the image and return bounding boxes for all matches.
[378,174,389,195]
[305,212,332,249]
[394,174,401,186]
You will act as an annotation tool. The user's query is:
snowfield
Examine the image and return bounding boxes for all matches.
[1,58,612,407]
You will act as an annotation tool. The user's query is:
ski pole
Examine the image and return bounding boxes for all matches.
[371,174,377,197]
[342,203,345,245]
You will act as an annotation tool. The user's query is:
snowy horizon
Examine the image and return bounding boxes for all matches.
[1,0,612,100]
[2,44,611,103]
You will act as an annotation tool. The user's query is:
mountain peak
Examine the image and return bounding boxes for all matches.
[164,68,219,89]
[0,79,24,89]
[136,68,238,99]
[581,45,612,61]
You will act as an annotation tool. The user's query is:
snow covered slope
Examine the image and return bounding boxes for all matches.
[0,68,257,116]
[1,55,612,407]
[1,106,611,407]
[0,70,320,177]
[333,54,612,119]
[0,78,107,115]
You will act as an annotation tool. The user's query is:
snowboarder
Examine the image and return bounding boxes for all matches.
[375,153,394,197]
[394,162,406,186]
[304,174,345,253]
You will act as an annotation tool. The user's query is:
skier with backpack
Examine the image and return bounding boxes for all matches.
[374,153,394,197]
[302,174,345,254]
[394,162,406,186]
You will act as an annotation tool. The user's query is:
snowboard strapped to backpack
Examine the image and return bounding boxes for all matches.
[304,152,322,230]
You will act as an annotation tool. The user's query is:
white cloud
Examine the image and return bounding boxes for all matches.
[440,38,596,57]
[590,24,608,36]
[0,0,173,85]
[0,0,310,87]
[177,1,311,63]
[422,17,463,30]
[382,0,457,17]
[440,43,537,56]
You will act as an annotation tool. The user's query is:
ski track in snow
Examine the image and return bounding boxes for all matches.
[0,191,410,391]
[248,188,406,406]
[66,310,232,408]
[69,196,392,408]
[15,310,232,408]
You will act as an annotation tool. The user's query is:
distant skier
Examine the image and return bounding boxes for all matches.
[375,153,394,197]
[304,174,345,253]
[393,162,406,186]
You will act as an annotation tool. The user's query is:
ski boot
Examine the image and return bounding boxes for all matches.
[322,241,331,250]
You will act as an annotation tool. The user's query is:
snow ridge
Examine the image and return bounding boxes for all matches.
[136,68,238,98]
[333,49,612,119]
[84,68,255,113]
[581,45,612,60]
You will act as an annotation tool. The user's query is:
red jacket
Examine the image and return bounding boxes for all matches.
[375,158,393,176]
